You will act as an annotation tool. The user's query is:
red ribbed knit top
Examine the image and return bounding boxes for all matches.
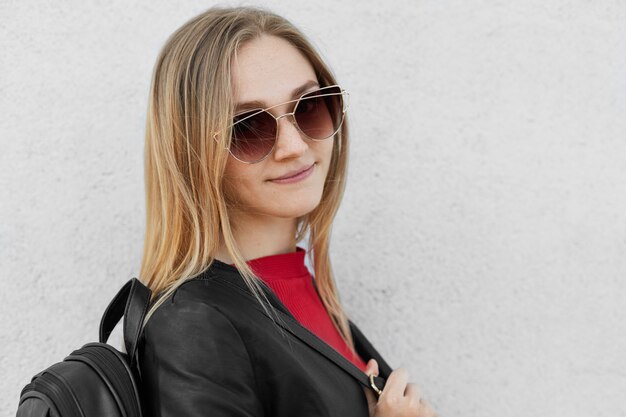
[232,246,367,372]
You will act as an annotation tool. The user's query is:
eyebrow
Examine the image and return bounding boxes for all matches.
[234,80,320,112]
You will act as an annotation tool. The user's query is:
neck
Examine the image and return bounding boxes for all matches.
[215,211,299,264]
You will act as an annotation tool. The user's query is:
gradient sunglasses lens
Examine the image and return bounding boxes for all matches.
[295,86,344,140]
[230,86,345,163]
[230,110,277,163]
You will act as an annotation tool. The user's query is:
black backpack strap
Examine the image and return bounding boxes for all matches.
[349,320,393,378]
[276,307,388,394]
[99,278,152,367]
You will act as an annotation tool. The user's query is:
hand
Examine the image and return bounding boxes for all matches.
[363,359,438,417]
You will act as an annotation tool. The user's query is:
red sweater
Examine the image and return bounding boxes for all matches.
[232,246,368,372]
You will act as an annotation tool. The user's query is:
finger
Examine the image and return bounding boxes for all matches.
[405,382,420,398]
[380,367,409,401]
[405,385,437,417]
[404,382,422,409]
[365,359,379,376]
[419,399,438,417]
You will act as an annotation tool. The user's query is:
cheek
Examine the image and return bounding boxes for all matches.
[223,161,250,202]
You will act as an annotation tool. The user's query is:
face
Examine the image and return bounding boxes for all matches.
[224,34,335,221]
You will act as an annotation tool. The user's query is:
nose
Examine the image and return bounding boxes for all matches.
[272,114,308,160]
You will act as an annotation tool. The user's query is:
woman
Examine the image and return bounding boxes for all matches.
[136,6,437,417]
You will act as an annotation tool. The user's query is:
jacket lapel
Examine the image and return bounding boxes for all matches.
[205,261,390,392]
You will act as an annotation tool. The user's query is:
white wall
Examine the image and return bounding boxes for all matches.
[2,1,625,416]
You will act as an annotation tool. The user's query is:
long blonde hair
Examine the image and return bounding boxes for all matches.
[140,5,355,352]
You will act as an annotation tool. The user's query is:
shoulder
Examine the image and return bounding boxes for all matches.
[139,277,255,372]
[137,272,265,416]
[139,261,283,355]
[141,266,267,342]
[143,277,238,339]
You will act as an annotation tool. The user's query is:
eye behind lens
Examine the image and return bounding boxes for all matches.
[295,90,344,140]
[230,110,277,163]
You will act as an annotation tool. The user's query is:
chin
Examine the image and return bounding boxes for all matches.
[271,194,323,219]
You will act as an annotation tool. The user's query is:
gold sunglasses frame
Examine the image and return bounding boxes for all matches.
[212,84,350,164]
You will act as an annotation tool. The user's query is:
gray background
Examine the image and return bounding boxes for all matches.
[2,1,625,416]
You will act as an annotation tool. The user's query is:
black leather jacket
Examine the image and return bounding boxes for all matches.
[137,259,393,416]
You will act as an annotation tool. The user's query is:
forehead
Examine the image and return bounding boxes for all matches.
[231,34,318,104]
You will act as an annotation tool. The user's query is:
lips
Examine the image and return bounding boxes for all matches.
[271,163,315,180]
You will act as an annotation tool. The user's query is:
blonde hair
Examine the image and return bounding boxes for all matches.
[140,5,354,352]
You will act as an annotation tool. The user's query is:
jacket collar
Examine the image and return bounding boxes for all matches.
[200,258,295,317]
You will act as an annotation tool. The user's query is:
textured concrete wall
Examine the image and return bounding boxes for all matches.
[2,1,625,416]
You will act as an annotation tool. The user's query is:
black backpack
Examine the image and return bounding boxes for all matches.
[16,278,151,417]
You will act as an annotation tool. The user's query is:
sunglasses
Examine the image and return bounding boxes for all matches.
[214,85,349,164]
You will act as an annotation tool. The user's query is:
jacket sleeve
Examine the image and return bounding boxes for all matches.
[138,299,265,417]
